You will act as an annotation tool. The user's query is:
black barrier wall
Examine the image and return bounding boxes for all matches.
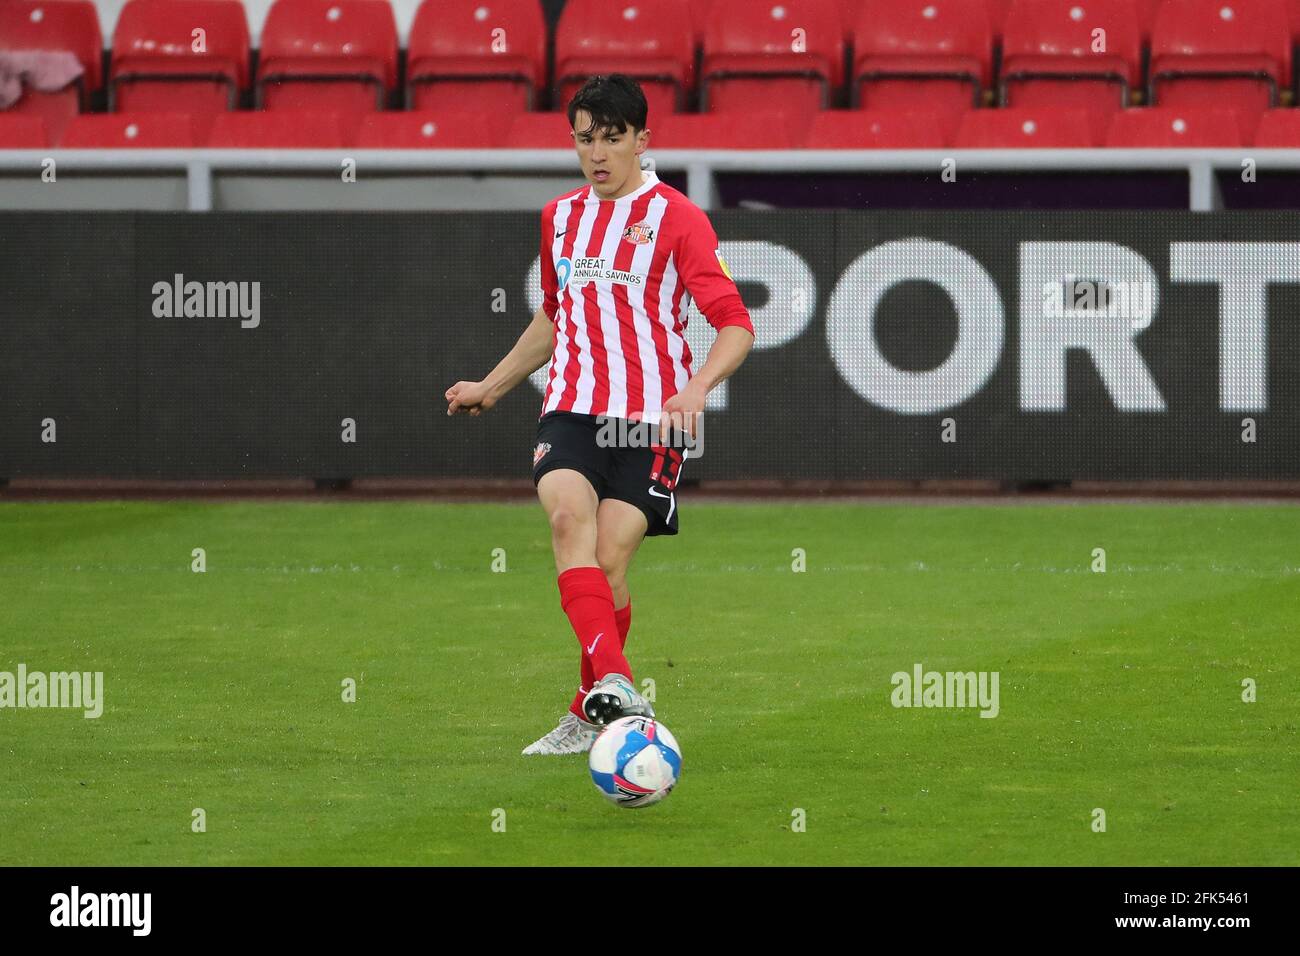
[1,211,1298,480]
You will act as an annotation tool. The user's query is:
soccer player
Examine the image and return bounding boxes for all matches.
[445,74,755,755]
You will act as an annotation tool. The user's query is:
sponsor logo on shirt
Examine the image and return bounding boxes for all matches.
[565,256,644,288]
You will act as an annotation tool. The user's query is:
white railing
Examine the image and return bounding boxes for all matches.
[1,148,1294,211]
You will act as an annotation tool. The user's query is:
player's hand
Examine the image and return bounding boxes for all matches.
[659,382,707,444]
[445,380,496,417]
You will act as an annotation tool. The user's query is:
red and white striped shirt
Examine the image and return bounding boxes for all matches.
[539,170,753,420]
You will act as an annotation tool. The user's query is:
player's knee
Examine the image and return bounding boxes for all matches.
[548,506,590,545]
[596,549,627,588]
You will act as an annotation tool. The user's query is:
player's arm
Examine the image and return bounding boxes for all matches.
[447,203,561,417]
[445,305,553,416]
[660,208,755,438]
[688,324,754,395]
[661,325,753,439]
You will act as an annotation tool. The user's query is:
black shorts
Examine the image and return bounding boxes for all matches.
[531,411,690,537]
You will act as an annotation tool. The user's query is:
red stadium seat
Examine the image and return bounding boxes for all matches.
[955,107,1106,146]
[1104,107,1245,146]
[59,112,197,147]
[1253,108,1300,145]
[1136,0,1163,36]
[0,1,102,144]
[845,0,964,31]
[848,0,1005,34]
[652,110,808,148]
[1150,0,1291,118]
[356,111,500,147]
[1290,0,1300,93]
[687,0,713,45]
[0,114,50,147]
[701,0,845,113]
[257,0,398,113]
[406,0,545,113]
[807,109,949,147]
[110,0,249,115]
[208,111,348,147]
[507,111,578,148]
[1000,0,1142,113]
[853,0,992,139]
[555,0,696,117]
[984,0,1012,33]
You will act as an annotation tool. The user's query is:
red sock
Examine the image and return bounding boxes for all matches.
[615,600,632,649]
[570,599,632,718]
[558,566,630,684]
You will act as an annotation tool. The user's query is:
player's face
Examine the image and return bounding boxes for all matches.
[571,111,649,200]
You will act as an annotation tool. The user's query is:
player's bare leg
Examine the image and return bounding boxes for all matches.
[595,498,647,612]
[530,498,648,754]
[580,499,654,724]
[523,470,650,751]
[523,469,603,754]
[531,469,651,728]
[537,467,601,572]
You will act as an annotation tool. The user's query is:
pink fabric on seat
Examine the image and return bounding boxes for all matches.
[0,50,84,108]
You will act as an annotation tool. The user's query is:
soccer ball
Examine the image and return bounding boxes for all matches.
[588,716,682,808]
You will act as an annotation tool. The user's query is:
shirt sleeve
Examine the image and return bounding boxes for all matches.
[540,202,559,323]
[674,204,754,335]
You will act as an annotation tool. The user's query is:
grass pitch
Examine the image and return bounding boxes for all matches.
[0,500,1296,866]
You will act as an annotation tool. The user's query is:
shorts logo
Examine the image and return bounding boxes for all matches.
[623,221,655,245]
[533,442,552,467]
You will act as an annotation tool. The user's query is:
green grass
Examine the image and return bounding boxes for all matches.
[0,500,1296,866]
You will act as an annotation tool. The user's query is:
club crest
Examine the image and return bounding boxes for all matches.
[623,221,655,245]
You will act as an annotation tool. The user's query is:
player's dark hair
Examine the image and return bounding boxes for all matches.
[567,74,648,137]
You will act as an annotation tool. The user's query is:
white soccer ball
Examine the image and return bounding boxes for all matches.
[588,716,682,808]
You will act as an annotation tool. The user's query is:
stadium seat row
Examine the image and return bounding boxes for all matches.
[7,105,1300,148]
[5,0,1300,147]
